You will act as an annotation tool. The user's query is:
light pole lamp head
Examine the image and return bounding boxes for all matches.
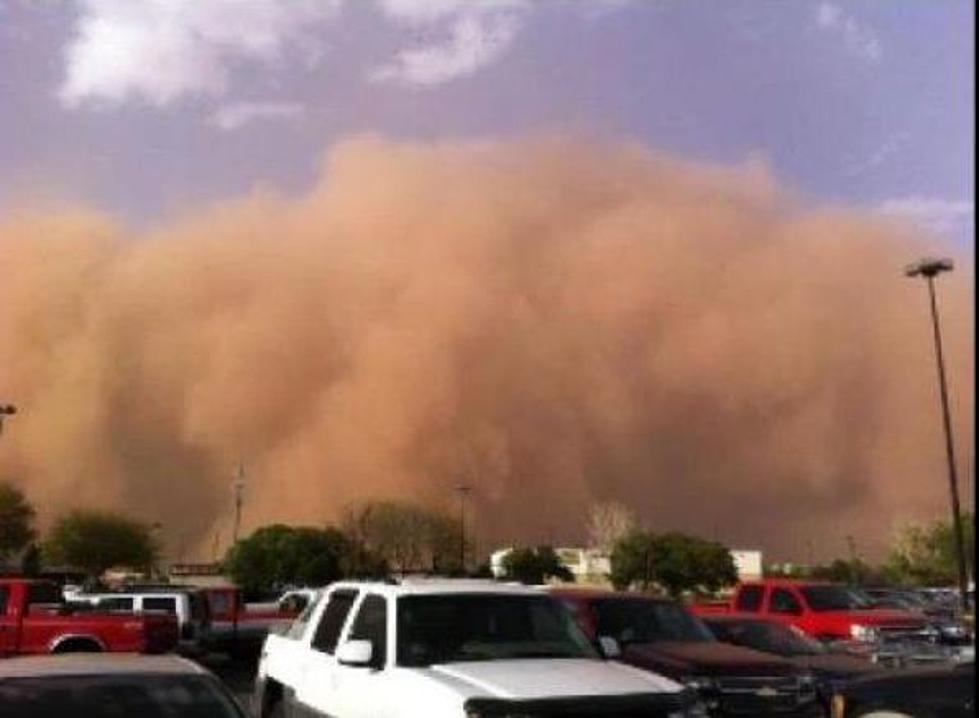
[905,257,954,278]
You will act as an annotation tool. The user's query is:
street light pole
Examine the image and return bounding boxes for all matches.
[455,484,472,572]
[905,257,970,614]
[233,462,246,546]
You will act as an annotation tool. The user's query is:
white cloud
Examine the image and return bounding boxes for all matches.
[877,197,975,238]
[371,11,521,86]
[60,0,341,107]
[371,0,529,86]
[815,2,882,64]
[378,0,526,25]
[207,101,305,131]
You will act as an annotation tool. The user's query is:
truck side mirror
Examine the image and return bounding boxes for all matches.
[598,635,622,659]
[336,639,374,667]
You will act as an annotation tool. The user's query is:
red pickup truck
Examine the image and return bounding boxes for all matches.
[691,579,930,643]
[0,578,179,656]
[200,586,298,658]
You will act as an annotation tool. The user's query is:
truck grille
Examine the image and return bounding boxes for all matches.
[714,676,814,715]
[463,693,693,717]
[876,625,938,644]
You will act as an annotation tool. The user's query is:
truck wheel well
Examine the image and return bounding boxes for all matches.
[52,637,104,653]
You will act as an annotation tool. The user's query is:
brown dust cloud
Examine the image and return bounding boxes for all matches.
[0,137,973,562]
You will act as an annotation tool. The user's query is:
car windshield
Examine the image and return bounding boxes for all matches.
[0,675,242,718]
[801,585,874,612]
[396,594,598,667]
[592,598,715,644]
[708,619,825,656]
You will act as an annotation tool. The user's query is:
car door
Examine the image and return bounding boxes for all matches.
[294,588,359,717]
[332,593,390,718]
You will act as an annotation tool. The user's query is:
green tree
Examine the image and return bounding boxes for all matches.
[224,524,351,596]
[43,510,157,578]
[886,514,975,586]
[609,530,737,596]
[648,532,738,598]
[610,530,655,591]
[500,546,574,585]
[0,482,36,566]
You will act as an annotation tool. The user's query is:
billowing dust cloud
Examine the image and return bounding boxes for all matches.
[0,137,973,562]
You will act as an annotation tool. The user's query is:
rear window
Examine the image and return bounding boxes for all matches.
[143,597,178,613]
[27,583,62,606]
[99,597,135,611]
[734,585,764,612]
[0,674,242,718]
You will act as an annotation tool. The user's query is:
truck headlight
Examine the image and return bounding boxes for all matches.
[850,623,879,642]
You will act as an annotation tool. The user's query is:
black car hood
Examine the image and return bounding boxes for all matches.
[622,640,799,678]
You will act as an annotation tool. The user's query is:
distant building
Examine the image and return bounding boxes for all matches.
[730,549,763,581]
[168,562,231,587]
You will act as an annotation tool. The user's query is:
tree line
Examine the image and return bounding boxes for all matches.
[2,482,971,596]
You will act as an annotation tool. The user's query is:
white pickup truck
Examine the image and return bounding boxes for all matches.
[254,578,707,717]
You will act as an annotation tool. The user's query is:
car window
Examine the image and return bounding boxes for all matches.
[734,585,764,612]
[99,597,135,611]
[312,590,358,655]
[27,582,62,606]
[0,587,8,614]
[143,597,178,613]
[770,588,802,615]
[347,594,388,668]
[209,592,232,617]
[592,598,715,644]
[287,595,319,640]
[0,674,243,718]
[800,585,872,612]
[396,594,598,667]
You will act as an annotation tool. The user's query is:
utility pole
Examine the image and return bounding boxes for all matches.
[905,257,970,614]
[454,484,472,572]
[233,462,246,546]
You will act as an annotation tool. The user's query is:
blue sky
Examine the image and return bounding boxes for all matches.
[0,0,974,244]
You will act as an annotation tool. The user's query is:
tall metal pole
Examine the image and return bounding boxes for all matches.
[455,484,471,571]
[905,258,969,614]
[233,462,245,546]
[923,274,970,613]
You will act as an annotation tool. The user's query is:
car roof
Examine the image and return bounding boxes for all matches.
[548,587,672,603]
[0,654,210,679]
[326,578,546,597]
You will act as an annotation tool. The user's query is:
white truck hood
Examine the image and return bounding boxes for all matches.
[426,658,683,700]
